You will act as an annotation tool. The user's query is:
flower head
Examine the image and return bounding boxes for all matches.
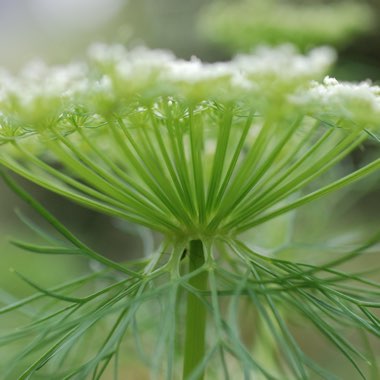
[0,44,378,238]
[292,76,380,126]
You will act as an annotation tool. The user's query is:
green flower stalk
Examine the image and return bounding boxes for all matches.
[0,44,380,379]
[199,0,373,53]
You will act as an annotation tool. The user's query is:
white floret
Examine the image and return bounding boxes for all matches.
[115,47,175,79]
[291,76,380,123]
[165,58,232,83]
[232,45,336,80]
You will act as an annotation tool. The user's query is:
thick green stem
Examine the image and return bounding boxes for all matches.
[183,240,208,380]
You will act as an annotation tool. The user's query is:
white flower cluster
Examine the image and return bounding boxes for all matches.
[86,44,335,99]
[0,44,339,132]
[0,43,379,133]
[0,44,335,110]
[0,61,88,107]
[0,60,89,132]
[292,76,380,125]
[233,45,336,81]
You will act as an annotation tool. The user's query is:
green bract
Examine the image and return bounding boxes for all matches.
[0,44,379,379]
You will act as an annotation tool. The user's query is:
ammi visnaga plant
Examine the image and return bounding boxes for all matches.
[0,44,379,379]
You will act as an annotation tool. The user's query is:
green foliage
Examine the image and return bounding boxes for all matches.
[199,0,374,53]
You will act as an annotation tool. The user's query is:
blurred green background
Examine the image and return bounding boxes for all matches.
[0,0,379,378]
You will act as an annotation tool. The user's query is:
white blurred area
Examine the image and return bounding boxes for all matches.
[0,0,126,67]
